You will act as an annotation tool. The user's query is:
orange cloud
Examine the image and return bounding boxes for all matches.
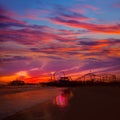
[0,71,30,83]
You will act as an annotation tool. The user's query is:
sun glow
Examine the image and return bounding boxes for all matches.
[16,71,28,76]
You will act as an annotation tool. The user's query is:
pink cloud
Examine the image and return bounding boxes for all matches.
[20,9,50,20]
[70,8,86,14]
[50,17,120,34]
[113,3,120,8]
[0,6,18,18]
[84,4,99,11]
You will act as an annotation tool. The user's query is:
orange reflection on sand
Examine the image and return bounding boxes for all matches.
[53,89,73,108]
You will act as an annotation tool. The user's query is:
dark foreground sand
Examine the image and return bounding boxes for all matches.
[3,86,120,120]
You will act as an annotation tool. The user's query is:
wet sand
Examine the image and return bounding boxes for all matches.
[3,86,120,120]
[0,87,64,120]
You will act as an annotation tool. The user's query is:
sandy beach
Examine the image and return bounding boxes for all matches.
[2,86,120,120]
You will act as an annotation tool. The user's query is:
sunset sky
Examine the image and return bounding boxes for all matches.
[0,0,120,83]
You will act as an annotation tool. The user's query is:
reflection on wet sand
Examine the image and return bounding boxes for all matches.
[3,88,72,120]
[0,88,61,120]
[53,89,73,108]
[3,87,120,120]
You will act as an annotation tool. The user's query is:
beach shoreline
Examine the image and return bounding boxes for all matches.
[0,87,65,120]
[0,85,57,96]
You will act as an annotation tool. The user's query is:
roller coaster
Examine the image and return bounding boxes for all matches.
[50,71,118,82]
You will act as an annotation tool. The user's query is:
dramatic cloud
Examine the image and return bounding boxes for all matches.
[0,0,120,83]
[0,15,26,28]
[50,17,120,34]
[0,7,26,29]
